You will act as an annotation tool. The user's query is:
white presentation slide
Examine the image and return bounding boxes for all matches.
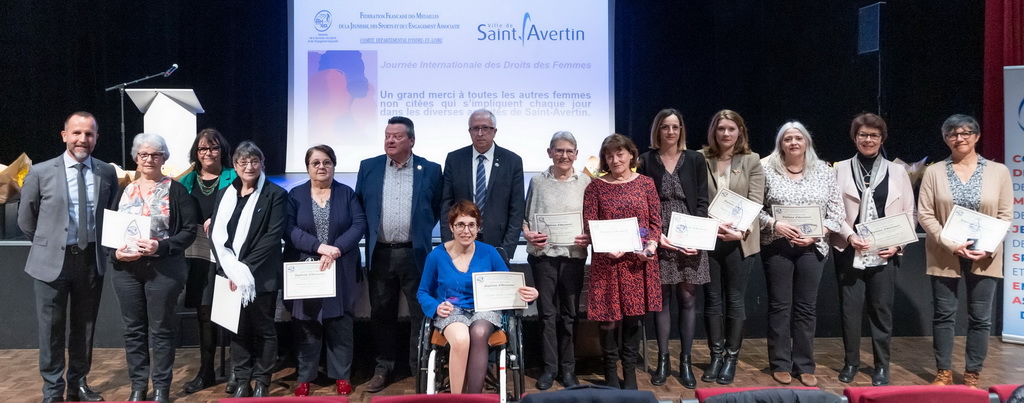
[287,1,613,172]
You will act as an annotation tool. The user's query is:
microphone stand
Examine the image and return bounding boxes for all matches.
[104,69,170,167]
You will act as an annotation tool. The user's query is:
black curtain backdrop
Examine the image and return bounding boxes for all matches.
[1,1,982,173]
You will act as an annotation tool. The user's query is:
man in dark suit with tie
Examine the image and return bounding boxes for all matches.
[355,116,443,392]
[441,109,525,261]
[19,111,118,403]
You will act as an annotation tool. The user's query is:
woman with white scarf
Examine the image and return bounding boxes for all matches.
[830,113,915,387]
[209,141,288,398]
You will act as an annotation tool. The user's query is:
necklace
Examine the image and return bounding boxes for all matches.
[196,175,218,196]
[785,166,804,175]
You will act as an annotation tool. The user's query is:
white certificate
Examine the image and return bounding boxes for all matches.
[708,188,762,231]
[855,212,919,250]
[939,205,1011,252]
[771,205,825,238]
[533,212,583,246]
[211,275,241,333]
[283,261,337,300]
[667,212,719,251]
[472,271,527,312]
[101,209,151,250]
[588,217,643,253]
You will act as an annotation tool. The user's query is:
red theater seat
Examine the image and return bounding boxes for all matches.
[219,397,350,403]
[843,385,990,403]
[695,387,819,402]
[370,394,501,402]
[990,385,1023,402]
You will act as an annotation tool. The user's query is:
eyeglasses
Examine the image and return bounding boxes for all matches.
[469,126,496,134]
[551,148,576,156]
[453,222,479,232]
[235,159,261,168]
[309,160,334,168]
[659,124,682,132]
[197,146,220,154]
[137,152,164,160]
[384,133,408,141]
[945,131,977,140]
[856,132,882,141]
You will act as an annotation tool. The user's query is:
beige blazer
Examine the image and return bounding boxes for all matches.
[699,151,764,257]
[831,157,917,251]
[917,159,1013,278]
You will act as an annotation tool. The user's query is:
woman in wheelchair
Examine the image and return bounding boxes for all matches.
[417,200,539,394]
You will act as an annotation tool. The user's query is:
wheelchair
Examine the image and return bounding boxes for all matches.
[414,311,526,402]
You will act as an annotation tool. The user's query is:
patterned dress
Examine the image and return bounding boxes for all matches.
[658,155,710,285]
[583,175,663,321]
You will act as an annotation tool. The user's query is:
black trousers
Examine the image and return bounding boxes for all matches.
[232,292,278,385]
[833,247,896,368]
[529,255,585,375]
[111,262,185,390]
[295,315,354,382]
[931,264,998,372]
[34,244,103,399]
[705,240,754,321]
[762,239,825,374]
[368,244,422,376]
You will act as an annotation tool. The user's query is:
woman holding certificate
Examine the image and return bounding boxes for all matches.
[284,145,366,396]
[758,121,844,387]
[178,128,237,394]
[522,131,591,390]
[831,113,916,387]
[583,133,661,390]
[417,200,539,394]
[209,141,288,398]
[636,109,709,388]
[697,110,764,385]
[918,114,1012,388]
[111,133,198,402]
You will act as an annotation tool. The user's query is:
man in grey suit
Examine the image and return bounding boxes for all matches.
[19,111,118,403]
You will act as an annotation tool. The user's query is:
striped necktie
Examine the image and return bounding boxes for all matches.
[475,154,487,211]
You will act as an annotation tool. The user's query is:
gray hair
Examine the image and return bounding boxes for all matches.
[549,131,577,149]
[233,140,265,165]
[765,121,821,174]
[468,109,497,128]
[130,133,170,160]
[941,114,980,138]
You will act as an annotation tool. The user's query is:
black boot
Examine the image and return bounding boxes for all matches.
[679,354,696,389]
[717,317,745,385]
[184,309,217,394]
[620,318,642,390]
[224,372,239,394]
[701,315,725,382]
[651,353,670,386]
[598,326,621,389]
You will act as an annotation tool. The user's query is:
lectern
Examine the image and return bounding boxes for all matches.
[126,89,204,175]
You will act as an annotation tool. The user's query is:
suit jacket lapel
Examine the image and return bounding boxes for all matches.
[55,158,71,214]
[411,155,423,213]
[487,147,501,192]
[728,156,742,190]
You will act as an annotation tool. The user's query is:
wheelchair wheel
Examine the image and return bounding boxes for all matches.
[414,317,433,394]
[507,315,525,402]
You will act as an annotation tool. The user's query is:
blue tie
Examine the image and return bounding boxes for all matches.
[475,154,487,211]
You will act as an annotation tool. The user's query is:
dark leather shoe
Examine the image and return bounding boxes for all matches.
[42,397,65,403]
[253,382,269,397]
[224,373,239,394]
[127,389,147,401]
[183,371,215,394]
[535,373,555,390]
[67,384,105,402]
[230,382,252,398]
[365,374,388,393]
[152,389,169,403]
[872,367,889,386]
[838,364,858,383]
[560,372,580,388]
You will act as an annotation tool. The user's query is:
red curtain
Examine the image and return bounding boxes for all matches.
[982,0,1024,161]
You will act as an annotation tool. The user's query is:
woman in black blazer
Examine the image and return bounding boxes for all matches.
[209,141,288,398]
[636,109,710,388]
[111,133,198,403]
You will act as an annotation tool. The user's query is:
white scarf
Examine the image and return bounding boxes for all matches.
[852,157,888,269]
[211,173,265,306]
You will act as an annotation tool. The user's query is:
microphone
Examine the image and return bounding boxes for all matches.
[163,63,179,77]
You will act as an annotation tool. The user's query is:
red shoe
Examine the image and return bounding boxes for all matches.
[294,382,310,397]
[336,379,352,396]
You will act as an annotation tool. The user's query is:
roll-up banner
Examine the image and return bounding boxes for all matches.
[1002,65,1024,344]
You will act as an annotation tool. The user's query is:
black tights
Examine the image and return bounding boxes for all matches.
[464,320,495,393]
[656,283,697,354]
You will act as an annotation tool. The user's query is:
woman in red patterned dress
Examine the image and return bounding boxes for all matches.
[583,133,662,389]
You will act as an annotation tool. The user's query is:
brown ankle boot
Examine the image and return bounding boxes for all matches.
[930,369,953,386]
[964,370,980,388]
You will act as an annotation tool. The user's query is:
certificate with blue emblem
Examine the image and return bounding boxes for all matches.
[771,205,825,238]
[667,212,719,251]
[472,272,528,312]
[283,261,337,300]
[707,188,761,232]
[939,205,1011,253]
[855,212,918,250]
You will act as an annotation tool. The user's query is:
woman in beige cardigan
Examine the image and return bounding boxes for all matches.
[918,114,1013,388]
[697,110,764,385]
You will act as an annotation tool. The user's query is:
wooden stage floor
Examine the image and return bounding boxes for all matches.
[2,337,1022,402]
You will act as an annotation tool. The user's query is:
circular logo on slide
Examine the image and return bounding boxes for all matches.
[1017,97,1024,132]
[314,10,332,32]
